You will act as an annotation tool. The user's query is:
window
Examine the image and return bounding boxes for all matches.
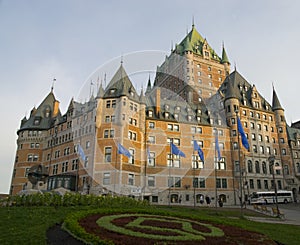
[72,159,78,170]
[296,163,300,173]
[192,155,204,169]
[52,164,58,175]
[112,100,116,108]
[257,124,261,130]
[259,146,264,154]
[265,135,269,143]
[103,173,110,185]
[258,134,262,142]
[248,160,253,173]
[106,101,111,108]
[191,126,202,134]
[284,165,289,175]
[105,116,110,122]
[84,156,88,168]
[250,122,255,129]
[252,133,256,141]
[255,161,260,173]
[252,145,257,153]
[128,174,134,185]
[262,162,267,174]
[148,152,155,167]
[249,179,254,189]
[148,111,153,117]
[193,177,205,188]
[104,147,112,162]
[148,176,155,187]
[264,180,268,189]
[216,157,226,170]
[129,149,135,164]
[128,131,137,141]
[62,162,69,173]
[233,142,238,150]
[216,178,227,188]
[86,141,90,149]
[149,122,155,129]
[167,154,180,168]
[282,149,286,155]
[148,136,155,144]
[27,154,33,161]
[257,180,262,189]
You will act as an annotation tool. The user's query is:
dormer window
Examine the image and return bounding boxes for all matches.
[130,91,134,97]
[165,104,170,110]
[148,111,153,117]
[197,109,202,114]
[174,113,179,120]
[34,118,40,126]
[165,112,169,118]
[110,89,116,94]
[175,106,181,111]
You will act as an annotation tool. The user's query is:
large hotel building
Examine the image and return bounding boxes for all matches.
[10,24,300,205]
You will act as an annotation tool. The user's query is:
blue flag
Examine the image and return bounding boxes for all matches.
[117,143,132,158]
[170,142,186,157]
[237,117,250,150]
[77,144,86,161]
[215,132,221,161]
[193,140,204,162]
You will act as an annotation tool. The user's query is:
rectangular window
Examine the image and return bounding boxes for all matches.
[149,122,155,129]
[249,179,254,189]
[106,100,111,108]
[148,136,155,144]
[128,174,134,185]
[221,178,227,188]
[103,173,110,185]
[148,152,155,167]
[264,180,268,189]
[129,149,135,164]
[111,100,116,108]
[199,178,205,188]
[148,176,155,187]
[257,179,262,189]
[105,147,112,162]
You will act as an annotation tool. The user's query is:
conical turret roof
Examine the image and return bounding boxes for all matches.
[272,86,284,111]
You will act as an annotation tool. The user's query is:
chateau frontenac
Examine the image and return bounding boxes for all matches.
[10,24,300,206]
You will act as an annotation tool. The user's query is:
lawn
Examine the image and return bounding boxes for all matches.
[0,195,299,245]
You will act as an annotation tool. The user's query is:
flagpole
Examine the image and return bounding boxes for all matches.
[236,110,243,216]
[214,128,218,209]
[192,136,196,208]
[168,141,171,206]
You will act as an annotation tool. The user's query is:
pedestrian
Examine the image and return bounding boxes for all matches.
[205,195,211,206]
[200,195,204,205]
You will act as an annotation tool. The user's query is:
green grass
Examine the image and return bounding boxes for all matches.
[0,203,300,245]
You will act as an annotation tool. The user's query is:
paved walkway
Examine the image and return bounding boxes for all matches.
[245,204,300,226]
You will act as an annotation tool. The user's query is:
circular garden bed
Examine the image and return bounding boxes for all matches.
[62,210,277,244]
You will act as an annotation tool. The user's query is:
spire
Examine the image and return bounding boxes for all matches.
[51,78,56,92]
[139,86,146,105]
[221,42,230,64]
[96,80,105,98]
[272,85,284,111]
[146,74,152,94]
[192,16,195,29]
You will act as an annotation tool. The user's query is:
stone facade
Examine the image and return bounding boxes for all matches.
[10,24,300,206]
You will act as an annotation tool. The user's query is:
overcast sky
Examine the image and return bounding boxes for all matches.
[1,0,300,194]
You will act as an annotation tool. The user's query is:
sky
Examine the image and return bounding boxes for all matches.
[1,0,300,194]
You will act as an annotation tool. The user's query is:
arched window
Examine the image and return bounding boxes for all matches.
[170,194,179,203]
[255,161,260,173]
[262,161,267,174]
[196,194,205,203]
[247,160,253,173]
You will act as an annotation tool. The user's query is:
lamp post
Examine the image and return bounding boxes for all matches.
[268,155,279,216]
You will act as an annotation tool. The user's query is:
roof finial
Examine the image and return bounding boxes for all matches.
[51,78,56,92]
[120,55,123,65]
[234,62,237,71]
[192,16,195,28]
[171,40,173,51]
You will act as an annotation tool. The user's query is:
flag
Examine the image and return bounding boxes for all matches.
[77,144,86,161]
[170,142,186,157]
[193,140,204,162]
[215,132,221,161]
[237,116,250,150]
[117,143,132,158]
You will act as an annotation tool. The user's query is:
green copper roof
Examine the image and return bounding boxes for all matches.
[272,87,284,111]
[174,25,221,61]
[221,45,230,64]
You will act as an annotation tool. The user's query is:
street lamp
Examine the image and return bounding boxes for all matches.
[268,155,279,217]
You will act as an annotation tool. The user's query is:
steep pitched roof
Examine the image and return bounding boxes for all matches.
[174,25,221,61]
[18,91,61,133]
[221,44,230,64]
[103,64,139,102]
[272,86,284,111]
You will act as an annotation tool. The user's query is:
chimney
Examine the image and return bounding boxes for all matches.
[53,100,60,117]
[155,88,161,116]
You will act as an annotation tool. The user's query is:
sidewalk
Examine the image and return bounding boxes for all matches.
[245,205,300,226]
